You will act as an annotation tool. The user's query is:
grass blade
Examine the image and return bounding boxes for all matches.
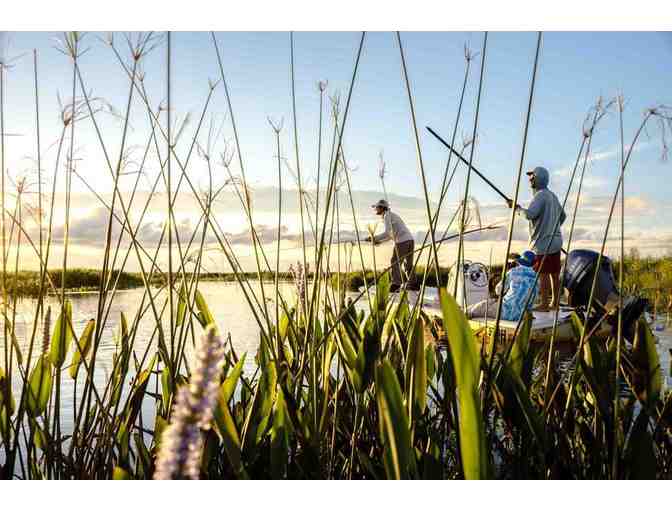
[438,288,489,479]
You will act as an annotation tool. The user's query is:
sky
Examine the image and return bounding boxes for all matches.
[1,31,671,273]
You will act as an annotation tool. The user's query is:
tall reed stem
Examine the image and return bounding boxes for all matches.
[484,32,541,396]
[453,32,488,297]
[563,109,655,419]
[611,94,626,479]
[0,48,9,464]
[396,31,440,285]
[166,31,175,371]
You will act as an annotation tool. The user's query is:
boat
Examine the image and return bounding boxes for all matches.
[355,249,646,348]
[357,284,593,346]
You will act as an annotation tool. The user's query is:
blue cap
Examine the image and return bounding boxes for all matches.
[517,250,535,267]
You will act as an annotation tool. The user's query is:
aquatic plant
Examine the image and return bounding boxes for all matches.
[0,31,670,482]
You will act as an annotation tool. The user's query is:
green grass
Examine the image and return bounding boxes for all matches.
[615,251,672,309]
[5,269,306,297]
[5,269,145,297]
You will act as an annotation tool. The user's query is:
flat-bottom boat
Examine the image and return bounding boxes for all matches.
[356,249,647,348]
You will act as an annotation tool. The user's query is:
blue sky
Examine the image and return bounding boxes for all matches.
[1,31,671,269]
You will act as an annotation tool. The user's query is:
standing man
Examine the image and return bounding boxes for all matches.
[366,199,416,292]
[507,166,566,311]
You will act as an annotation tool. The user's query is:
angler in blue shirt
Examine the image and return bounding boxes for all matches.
[467,251,539,322]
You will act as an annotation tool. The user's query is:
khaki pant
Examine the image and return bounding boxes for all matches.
[391,240,414,287]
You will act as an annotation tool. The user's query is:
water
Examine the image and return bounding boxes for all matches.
[1,282,671,434]
[652,316,672,391]
[0,282,296,444]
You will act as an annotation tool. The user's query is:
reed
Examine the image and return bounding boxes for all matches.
[0,31,669,481]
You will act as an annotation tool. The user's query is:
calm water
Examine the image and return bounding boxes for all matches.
[2,281,671,433]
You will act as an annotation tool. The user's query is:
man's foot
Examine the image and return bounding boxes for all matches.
[390,284,401,293]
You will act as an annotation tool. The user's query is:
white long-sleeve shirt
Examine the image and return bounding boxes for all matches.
[373,210,414,245]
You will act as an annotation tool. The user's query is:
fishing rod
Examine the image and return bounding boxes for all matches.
[278,224,503,253]
[426,125,517,205]
[426,125,569,256]
[429,224,502,247]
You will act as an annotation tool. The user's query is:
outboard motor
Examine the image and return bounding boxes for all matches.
[562,249,647,341]
[562,249,619,309]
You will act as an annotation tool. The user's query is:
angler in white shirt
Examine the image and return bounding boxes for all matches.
[365,199,417,292]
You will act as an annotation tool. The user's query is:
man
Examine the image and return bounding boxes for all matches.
[366,199,416,292]
[507,166,566,311]
[467,251,539,321]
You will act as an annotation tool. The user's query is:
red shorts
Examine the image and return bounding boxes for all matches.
[533,251,561,274]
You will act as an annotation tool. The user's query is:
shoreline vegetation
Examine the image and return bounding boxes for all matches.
[12,252,672,311]
[1,31,671,480]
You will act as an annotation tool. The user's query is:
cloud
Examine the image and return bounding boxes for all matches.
[551,141,654,190]
[624,195,654,213]
[48,207,311,249]
[15,180,672,272]
[575,193,658,217]
[51,208,123,244]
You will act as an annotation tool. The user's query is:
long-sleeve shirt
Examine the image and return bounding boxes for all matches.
[373,210,414,245]
[498,265,539,321]
[516,189,566,254]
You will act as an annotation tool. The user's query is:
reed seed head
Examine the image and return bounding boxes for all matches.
[0,33,25,70]
[378,150,386,180]
[219,141,236,169]
[267,116,284,134]
[208,78,221,92]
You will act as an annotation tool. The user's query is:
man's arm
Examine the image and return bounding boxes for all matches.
[516,194,544,220]
[496,269,512,296]
[372,214,392,243]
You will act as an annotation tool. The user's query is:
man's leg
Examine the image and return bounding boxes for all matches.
[401,240,416,288]
[534,273,551,312]
[533,252,553,312]
[550,270,561,308]
[390,244,402,289]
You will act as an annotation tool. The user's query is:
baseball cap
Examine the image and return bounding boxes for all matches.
[517,250,536,267]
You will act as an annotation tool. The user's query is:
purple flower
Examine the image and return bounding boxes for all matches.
[289,261,309,312]
[154,326,225,480]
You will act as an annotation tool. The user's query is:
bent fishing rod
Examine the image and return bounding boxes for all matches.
[278,223,503,253]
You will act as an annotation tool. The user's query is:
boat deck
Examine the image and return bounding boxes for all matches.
[356,286,607,344]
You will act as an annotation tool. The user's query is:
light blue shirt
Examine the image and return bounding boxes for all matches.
[498,265,539,321]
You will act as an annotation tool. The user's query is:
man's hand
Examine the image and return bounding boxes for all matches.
[506,198,514,209]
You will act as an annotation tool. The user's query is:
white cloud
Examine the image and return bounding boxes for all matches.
[552,141,654,189]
